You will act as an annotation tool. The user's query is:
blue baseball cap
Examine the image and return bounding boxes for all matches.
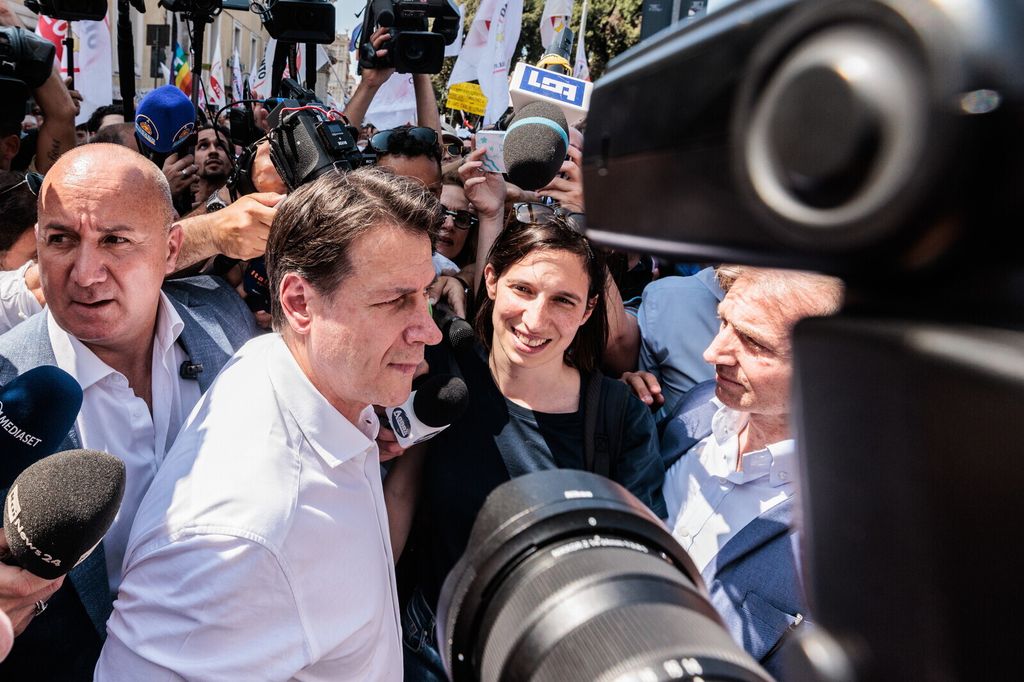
[134,85,196,154]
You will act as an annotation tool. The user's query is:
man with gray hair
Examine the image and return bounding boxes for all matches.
[98,167,443,680]
[0,143,255,679]
[655,265,843,678]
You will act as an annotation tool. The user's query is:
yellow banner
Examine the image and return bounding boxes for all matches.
[446,82,488,116]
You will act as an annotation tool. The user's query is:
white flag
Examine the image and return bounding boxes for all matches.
[540,0,573,51]
[209,39,226,107]
[35,15,113,126]
[231,48,244,103]
[444,3,465,58]
[364,72,417,130]
[249,38,275,99]
[294,44,331,85]
[573,0,590,81]
[448,0,524,124]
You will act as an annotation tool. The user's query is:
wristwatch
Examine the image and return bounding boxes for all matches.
[205,191,228,213]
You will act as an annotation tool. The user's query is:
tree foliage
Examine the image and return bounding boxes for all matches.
[431,0,643,110]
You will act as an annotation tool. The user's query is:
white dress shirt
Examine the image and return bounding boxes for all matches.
[0,261,44,335]
[97,333,403,681]
[662,400,795,574]
[47,294,200,592]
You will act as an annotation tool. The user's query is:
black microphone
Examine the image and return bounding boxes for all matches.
[433,304,476,356]
[385,374,470,448]
[0,366,83,489]
[503,101,570,191]
[2,449,126,579]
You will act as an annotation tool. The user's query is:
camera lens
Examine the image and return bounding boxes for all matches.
[437,470,771,682]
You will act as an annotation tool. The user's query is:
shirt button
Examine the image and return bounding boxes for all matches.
[778,471,789,481]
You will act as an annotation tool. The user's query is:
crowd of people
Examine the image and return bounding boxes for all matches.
[0,5,846,679]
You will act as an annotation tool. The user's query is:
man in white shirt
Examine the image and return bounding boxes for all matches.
[98,166,443,680]
[660,265,842,677]
[0,143,255,679]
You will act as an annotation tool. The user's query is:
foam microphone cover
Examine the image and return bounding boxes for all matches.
[3,449,125,579]
[0,366,84,489]
[412,374,470,428]
[434,304,476,355]
[134,84,197,154]
[503,101,570,191]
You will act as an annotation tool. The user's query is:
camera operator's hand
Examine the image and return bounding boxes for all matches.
[211,192,283,260]
[459,148,507,221]
[360,26,397,88]
[0,533,65,638]
[538,144,584,213]
[251,140,288,194]
[63,77,82,118]
[620,370,665,409]
[163,152,198,195]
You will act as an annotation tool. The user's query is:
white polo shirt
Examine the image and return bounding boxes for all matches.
[96,333,402,681]
[47,293,200,592]
[663,401,795,574]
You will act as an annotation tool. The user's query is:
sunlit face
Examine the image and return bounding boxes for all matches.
[36,153,181,356]
[297,223,442,422]
[702,276,795,416]
[485,249,595,371]
[195,128,229,179]
[377,154,442,198]
[437,184,473,261]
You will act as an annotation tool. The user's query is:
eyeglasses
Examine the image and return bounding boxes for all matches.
[512,202,585,233]
[440,204,479,231]
[443,141,466,158]
[0,172,43,198]
[370,126,439,155]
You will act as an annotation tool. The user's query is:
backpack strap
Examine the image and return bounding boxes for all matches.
[584,371,630,479]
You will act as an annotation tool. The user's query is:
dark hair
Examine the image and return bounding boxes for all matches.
[376,125,443,164]
[475,218,608,373]
[91,122,136,147]
[0,170,37,252]
[86,103,124,133]
[266,166,441,329]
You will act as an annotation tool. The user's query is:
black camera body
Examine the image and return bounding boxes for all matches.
[585,1,1024,679]
[357,0,460,74]
[0,27,56,129]
[24,0,108,21]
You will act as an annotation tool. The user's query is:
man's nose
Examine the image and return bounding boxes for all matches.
[407,296,443,346]
[703,327,735,365]
[71,243,108,288]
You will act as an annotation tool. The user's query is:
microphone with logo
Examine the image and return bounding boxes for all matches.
[384,374,470,449]
[2,449,126,579]
[133,84,198,167]
[0,366,84,488]
[502,101,571,191]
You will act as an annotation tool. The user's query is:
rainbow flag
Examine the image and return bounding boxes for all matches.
[172,42,192,95]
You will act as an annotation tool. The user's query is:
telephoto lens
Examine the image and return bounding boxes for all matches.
[437,470,772,682]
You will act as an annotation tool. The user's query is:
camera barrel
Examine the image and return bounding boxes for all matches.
[437,470,771,682]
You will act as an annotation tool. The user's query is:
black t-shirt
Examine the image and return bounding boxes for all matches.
[410,342,666,610]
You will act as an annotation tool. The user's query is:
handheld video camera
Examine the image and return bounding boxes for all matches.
[357,0,461,74]
[0,27,56,128]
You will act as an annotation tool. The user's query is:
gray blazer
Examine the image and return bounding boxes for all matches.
[0,276,256,679]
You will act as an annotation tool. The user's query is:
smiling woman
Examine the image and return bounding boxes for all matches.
[387,217,667,680]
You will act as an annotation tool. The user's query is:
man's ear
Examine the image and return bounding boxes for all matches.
[0,135,20,167]
[279,272,314,335]
[164,225,184,273]
[484,263,498,301]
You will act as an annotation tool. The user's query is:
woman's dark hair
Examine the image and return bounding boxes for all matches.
[475,218,607,373]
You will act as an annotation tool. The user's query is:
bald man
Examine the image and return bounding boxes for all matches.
[0,144,256,679]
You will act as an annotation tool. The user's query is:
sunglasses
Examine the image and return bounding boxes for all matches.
[370,126,439,155]
[443,141,466,157]
[0,171,43,198]
[512,202,586,233]
[441,204,479,231]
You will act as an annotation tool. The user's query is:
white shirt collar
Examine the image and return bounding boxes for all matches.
[47,291,186,390]
[706,399,795,487]
[265,334,379,468]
